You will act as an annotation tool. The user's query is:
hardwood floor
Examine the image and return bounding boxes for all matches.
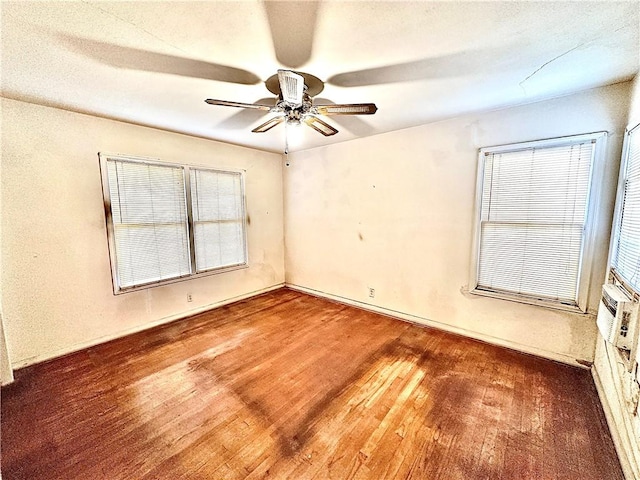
[1,288,623,479]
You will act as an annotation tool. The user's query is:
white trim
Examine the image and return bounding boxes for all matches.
[579,132,609,309]
[97,152,247,175]
[11,283,284,370]
[286,283,591,368]
[468,151,485,299]
[12,281,593,371]
[592,365,638,480]
[478,131,608,155]
[469,288,586,313]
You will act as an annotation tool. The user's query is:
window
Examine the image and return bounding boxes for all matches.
[470,132,606,311]
[611,123,640,294]
[190,168,246,272]
[99,154,247,293]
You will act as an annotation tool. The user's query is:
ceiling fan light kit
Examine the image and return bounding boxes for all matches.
[205,69,378,143]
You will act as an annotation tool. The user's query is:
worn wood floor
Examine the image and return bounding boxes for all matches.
[1,288,623,479]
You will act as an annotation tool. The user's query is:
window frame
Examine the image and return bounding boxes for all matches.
[99,153,248,294]
[608,122,640,297]
[469,132,608,313]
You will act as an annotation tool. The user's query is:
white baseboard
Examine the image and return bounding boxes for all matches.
[12,283,284,370]
[592,366,638,480]
[286,283,590,369]
[11,281,589,371]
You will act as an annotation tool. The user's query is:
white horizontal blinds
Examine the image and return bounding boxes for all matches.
[614,127,640,292]
[190,168,246,272]
[107,159,191,288]
[478,141,595,303]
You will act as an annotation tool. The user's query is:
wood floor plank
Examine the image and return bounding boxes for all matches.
[1,288,624,479]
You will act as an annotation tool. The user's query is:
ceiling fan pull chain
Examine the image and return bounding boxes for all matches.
[284,120,290,156]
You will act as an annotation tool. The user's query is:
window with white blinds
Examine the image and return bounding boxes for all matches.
[190,169,246,272]
[100,155,247,293]
[106,160,191,288]
[612,124,640,294]
[471,133,605,310]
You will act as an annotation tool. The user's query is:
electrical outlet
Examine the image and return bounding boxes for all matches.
[187,294,192,302]
[368,288,375,298]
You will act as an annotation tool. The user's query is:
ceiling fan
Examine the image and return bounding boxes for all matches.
[204,70,377,137]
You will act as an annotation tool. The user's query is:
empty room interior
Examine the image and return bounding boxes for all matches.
[2,1,640,479]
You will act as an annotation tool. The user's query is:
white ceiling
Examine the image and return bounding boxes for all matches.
[2,1,638,153]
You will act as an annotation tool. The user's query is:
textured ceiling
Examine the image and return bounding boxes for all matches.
[2,1,639,153]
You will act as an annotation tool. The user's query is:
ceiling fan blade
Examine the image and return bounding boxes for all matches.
[305,116,338,136]
[278,70,304,106]
[315,103,378,115]
[216,98,276,129]
[205,99,273,111]
[263,1,320,69]
[57,34,261,85]
[252,116,284,133]
[313,98,376,136]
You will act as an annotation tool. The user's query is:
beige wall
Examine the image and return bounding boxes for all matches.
[284,82,631,365]
[0,130,14,383]
[1,98,285,368]
[593,73,640,480]
[628,74,640,128]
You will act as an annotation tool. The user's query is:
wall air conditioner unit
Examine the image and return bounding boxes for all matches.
[596,283,639,351]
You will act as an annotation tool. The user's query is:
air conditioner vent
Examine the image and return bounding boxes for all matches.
[602,287,618,316]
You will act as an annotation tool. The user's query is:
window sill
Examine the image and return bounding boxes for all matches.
[114,263,249,295]
[469,287,587,314]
